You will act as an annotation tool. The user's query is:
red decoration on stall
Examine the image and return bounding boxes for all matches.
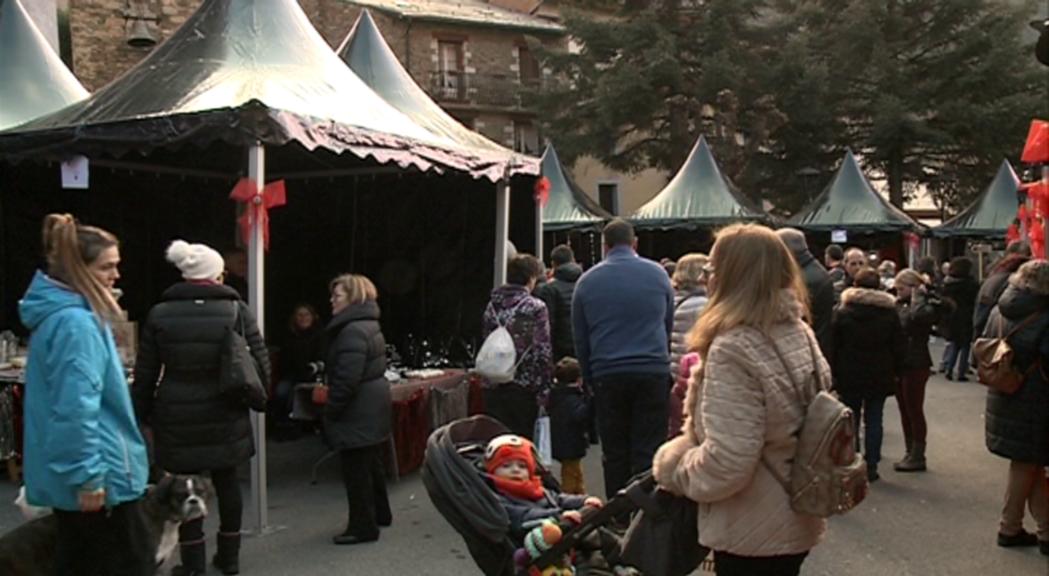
[229,178,287,250]
[1021,119,1049,164]
[533,176,551,208]
[1029,218,1045,258]
[1006,223,1021,245]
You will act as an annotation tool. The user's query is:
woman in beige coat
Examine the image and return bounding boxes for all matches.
[653,223,829,576]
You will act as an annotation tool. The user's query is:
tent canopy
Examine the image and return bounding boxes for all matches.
[0,0,88,130]
[339,10,501,153]
[0,0,534,181]
[932,160,1019,239]
[788,150,921,233]
[630,136,766,230]
[541,144,610,232]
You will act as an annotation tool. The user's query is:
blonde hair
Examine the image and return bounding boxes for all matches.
[329,274,378,305]
[894,269,925,288]
[686,224,808,357]
[672,253,708,292]
[41,213,121,319]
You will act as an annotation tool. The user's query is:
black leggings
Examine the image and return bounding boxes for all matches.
[714,550,808,576]
[179,467,242,542]
[53,499,154,576]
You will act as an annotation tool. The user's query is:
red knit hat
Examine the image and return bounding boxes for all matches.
[485,434,536,476]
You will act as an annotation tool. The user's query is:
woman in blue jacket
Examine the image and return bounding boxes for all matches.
[19,214,151,576]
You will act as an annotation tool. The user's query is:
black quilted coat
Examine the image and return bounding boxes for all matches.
[323,301,391,450]
[983,284,1049,465]
[133,282,270,473]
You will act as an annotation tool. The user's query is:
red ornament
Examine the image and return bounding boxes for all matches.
[229,178,287,250]
[1006,223,1021,245]
[533,176,551,208]
[1021,119,1049,164]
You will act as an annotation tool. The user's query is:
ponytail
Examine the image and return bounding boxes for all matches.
[42,213,121,320]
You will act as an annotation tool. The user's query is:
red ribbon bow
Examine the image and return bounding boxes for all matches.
[533,176,551,208]
[229,178,287,251]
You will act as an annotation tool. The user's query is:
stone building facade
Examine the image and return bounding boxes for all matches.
[63,0,564,155]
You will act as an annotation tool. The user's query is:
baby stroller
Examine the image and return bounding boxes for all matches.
[422,415,645,576]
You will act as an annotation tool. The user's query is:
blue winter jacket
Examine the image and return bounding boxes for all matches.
[19,271,148,511]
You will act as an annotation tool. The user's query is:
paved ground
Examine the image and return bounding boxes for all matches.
[2,344,1048,575]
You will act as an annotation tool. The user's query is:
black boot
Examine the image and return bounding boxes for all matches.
[212,532,241,575]
[171,540,206,576]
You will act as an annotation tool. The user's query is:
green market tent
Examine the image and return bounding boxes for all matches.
[541,144,610,232]
[630,135,767,230]
[337,9,521,159]
[0,0,535,181]
[0,0,88,130]
[789,149,921,232]
[932,160,1019,239]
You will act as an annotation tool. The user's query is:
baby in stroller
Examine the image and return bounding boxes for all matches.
[422,416,643,576]
[485,433,603,542]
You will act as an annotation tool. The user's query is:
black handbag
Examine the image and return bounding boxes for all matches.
[618,474,708,576]
[218,302,267,412]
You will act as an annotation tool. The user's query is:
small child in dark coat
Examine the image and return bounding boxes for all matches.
[549,357,590,494]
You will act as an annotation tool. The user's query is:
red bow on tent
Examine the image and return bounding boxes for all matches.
[534,176,551,208]
[229,178,287,250]
[1022,120,1049,164]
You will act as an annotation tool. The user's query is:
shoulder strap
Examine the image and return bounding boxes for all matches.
[1004,311,1042,340]
[230,301,245,335]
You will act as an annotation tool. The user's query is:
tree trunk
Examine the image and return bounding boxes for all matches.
[888,147,904,208]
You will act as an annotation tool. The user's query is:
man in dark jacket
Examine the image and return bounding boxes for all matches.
[777,228,835,357]
[572,219,673,500]
[940,257,979,380]
[535,244,583,361]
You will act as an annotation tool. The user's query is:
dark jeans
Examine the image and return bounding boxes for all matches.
[53,499,153,576]
[179,466,242,543]
[270,379,295,423]
[714,550,808,576]
[897,368,931,446]
[340,443,392,539]
[483,384,539,440]
[942,341,971,379]
[841,393,887,466]
[593,372,670,499]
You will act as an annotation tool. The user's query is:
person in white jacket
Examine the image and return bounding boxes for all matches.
[653,223,829,576]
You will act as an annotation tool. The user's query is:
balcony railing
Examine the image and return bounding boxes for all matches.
[427,71,543,110]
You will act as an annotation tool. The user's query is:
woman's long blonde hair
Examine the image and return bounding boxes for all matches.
[686,224,808,357]
[42,213,121,319]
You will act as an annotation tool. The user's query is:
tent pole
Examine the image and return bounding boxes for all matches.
[494,178,509,288]
[247,143,269,534]
[535,201,543,259]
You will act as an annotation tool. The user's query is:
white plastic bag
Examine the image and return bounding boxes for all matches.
[474,325,518,384]
[533,411,553,466]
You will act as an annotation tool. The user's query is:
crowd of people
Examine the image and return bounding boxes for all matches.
[13,210,1048,576]
[480,219,1048,574]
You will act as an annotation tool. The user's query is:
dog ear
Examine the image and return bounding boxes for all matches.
[151,473,175,500]
[197,476,215,501]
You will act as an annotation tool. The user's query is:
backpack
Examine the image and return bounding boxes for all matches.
[972,312,1041,395]
[474,301,531,384]
[761,331,868,518]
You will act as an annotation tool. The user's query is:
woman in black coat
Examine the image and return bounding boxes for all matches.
[830,268,905,481]
[940,257,979,381]
[134,241,270,576]
[982,260,1049,553]
[324,274,392,545]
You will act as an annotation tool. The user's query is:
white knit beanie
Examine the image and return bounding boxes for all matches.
[166,240,225,281]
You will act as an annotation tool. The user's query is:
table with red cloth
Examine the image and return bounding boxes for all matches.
[389,369,483,476]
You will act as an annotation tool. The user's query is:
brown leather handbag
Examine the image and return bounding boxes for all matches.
[973,313,1041,395]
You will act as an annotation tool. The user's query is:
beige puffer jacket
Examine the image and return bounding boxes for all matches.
[653,289,829,557]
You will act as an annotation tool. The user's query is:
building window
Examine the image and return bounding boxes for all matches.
[513,122,540,155]
[437,40,464,100]
[598,182,620,216]
[518,46,540,84]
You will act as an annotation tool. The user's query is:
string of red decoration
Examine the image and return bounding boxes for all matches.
[229,178,287,250]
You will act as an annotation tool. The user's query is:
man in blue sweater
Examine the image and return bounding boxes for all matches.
[571,219,674,500]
